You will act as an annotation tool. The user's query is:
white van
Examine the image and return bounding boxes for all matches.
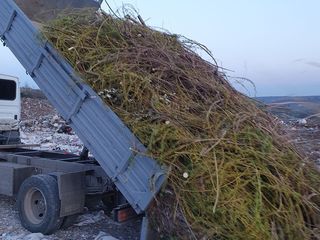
[0,74,21,144]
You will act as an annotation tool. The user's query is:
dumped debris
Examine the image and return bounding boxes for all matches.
[42,10,320,239]
[20,114,83,154]
[21,97,56,121]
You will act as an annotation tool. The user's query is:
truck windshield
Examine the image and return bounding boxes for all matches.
[0,79,16,101]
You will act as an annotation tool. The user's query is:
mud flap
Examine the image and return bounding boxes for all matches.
[53,171,86,217]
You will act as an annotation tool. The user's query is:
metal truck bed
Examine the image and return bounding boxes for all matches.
[0,0,166,214]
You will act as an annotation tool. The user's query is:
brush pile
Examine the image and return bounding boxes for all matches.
[42,10,320,239]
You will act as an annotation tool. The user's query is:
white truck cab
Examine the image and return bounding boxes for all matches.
[0,74,21,144]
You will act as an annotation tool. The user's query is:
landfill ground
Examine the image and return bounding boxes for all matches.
[0,95,319,240]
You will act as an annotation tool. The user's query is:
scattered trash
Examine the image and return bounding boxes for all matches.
[57,124,73,134]
[297,118,307,125]
[74,211,106,227]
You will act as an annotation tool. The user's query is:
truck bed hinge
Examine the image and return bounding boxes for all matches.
[30,53,44,77]
[65,92,89,123]
[112,151,137,182]
[1,10,17,37]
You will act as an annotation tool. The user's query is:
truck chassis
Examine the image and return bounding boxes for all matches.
[0,147,130,234]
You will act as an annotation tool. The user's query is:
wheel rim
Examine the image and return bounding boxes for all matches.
[24,187,47,225]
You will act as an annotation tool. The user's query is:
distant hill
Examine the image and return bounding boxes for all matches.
[21,87,46,99]
[257,96,320,104]
[256,96,320,120]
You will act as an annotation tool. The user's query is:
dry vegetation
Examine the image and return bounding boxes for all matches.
[42,10,320,239]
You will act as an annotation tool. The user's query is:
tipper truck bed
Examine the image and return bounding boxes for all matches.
[0,0,166,238]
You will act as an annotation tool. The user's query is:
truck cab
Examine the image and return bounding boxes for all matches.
[0,74,21,144]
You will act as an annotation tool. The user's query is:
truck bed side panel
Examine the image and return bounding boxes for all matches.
[0,0,166,213]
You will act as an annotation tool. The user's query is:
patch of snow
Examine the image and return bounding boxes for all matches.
[297,118,307,125]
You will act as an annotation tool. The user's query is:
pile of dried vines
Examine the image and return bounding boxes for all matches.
[42,10,320,240]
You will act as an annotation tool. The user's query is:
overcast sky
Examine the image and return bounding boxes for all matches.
[0,0,319,96]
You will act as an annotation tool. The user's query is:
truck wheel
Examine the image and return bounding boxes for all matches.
[17,174,63,234]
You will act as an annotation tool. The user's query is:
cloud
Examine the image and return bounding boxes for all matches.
[292,58,320,69]
[305,61,320,68]
[292,58,305,63]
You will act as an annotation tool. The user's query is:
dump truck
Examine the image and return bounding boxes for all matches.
[0,0,166,239]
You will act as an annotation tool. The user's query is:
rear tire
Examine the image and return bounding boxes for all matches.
[17,174,63,234]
